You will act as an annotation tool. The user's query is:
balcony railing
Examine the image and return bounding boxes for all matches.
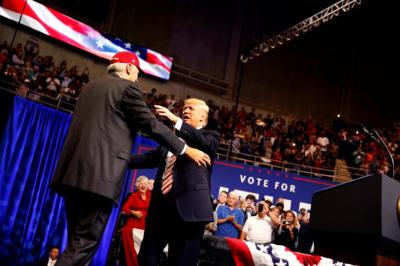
[0,79,76,113]
[216,142,367,183]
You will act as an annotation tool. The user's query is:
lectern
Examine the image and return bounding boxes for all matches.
[310,174,400,266]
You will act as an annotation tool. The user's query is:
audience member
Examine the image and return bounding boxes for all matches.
[36,246,59,266]
[212,190,228,211]
[215,191,244,238]
[240,201,280,244]
[275,210,299,250]
[241,194,257,224]
[121,176,151,266]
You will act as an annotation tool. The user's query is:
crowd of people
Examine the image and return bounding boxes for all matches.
[209,191,312,253]
[1,38,400,181]
[119,180,314,266]
[0,39,89,106]
[145,89,400,180]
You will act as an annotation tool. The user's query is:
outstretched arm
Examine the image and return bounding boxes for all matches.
[154,104,219,154]
[121,86,210,166]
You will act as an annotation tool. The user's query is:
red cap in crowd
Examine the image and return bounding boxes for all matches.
[110,51,140,69]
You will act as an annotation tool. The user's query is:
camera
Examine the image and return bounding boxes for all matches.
[283,220,291,225]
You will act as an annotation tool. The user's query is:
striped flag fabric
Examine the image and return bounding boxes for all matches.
[0,0,173,80]
[104,35,173,80]
[199,235,355,266]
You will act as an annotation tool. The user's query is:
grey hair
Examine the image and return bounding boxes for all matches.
[135,175,149,188]
[107,62,127,73]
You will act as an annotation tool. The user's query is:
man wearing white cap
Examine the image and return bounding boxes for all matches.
[51,51,211,265]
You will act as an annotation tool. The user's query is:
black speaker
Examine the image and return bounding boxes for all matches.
[310,174,400,265]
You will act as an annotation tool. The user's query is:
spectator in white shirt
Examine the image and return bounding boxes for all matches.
[240,201,280,244]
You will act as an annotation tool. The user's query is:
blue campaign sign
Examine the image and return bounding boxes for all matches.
[128,135,338,211]
[211,160,336,211]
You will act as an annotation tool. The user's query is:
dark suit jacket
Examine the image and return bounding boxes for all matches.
[35,258,52,266]
[51,73,185,204]
[130,122,219,222]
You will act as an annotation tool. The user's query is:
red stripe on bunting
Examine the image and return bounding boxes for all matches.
[225,237,255,266]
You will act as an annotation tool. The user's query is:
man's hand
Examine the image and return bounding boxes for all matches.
[226,215,235,222]
[154,105,179,124]
[185,146,211,167]
[247,202,255,211]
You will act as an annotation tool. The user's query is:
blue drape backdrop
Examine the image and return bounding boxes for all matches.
[0,96,131,265]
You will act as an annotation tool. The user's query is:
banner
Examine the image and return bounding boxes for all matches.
[129,136,337,212]
[0,0,173,80]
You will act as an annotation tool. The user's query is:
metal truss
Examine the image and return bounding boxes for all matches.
[240,0,362,63]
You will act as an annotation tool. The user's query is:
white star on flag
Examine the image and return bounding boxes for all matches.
[257,244,269,254]
[0,0,173,80]
[275,259,287,266]
[135,50,141,57]
[96,40,104,49]
[124,42,132,49]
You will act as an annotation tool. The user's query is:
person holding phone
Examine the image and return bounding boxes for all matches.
[275,210,299,250]
[240,202,280,244]
[241,194,257,224]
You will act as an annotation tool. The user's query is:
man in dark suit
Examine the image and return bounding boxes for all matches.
[51,51,211,266]
[130,99,219,266]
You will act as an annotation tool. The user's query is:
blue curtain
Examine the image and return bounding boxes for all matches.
[0,96,132,265]
[0,96,71,265]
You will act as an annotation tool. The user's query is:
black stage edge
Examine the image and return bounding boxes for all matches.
[0,88,15,140]
[310,173,400,266]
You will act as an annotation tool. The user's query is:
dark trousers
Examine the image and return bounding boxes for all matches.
[138,193,206,266]
[55,189,114,266]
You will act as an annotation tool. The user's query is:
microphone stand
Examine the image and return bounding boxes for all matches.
[372,129,395,179]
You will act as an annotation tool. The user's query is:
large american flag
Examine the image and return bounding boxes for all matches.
[0,0,173,80]
[199,236,355,266]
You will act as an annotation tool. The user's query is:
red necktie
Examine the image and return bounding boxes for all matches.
[161,155,177,195]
